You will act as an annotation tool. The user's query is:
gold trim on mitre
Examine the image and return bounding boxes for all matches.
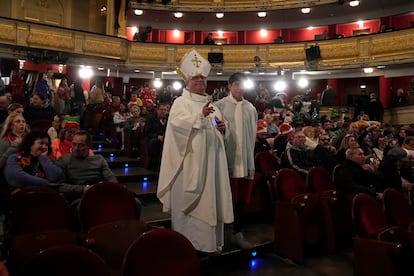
[177,49,211,80]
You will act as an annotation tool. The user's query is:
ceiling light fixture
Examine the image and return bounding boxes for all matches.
[257,11,267,18]
[216,12,224,19]
[301,8,311,14]
[174,12,183,18]
[134,9,143,16]
[363,67,374,73]
[349,1,360,7]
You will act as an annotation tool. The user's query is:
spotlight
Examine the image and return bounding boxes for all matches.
[134,9,143,15]
[363,67,374,73]
[174,12,183,18]
[216,13,224,19]
[257,11,267,18]
[301,8,311,14]
[349,0,360,7]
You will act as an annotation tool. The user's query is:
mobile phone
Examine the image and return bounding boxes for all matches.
[211,117,218,128]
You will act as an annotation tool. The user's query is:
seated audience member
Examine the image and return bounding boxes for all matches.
[332,121,359,149]
[7,103,24,116]
[372,134,387,161]
[146,102,169,170]
[4,131,63,190]
[335,147,383,200]
[281,130,322,178]
[263,113,279,137]
[273,123,294,158]
[47,115,61,141]
[0,114,29,169]
[51,116,93,160]
[124,105,146,157]
[313,133,339,174]
[402,136,414,162]
[378,147,414,193]
[57,130,117,201]
[24,93,56,126]
[336,134,359,164]
[113,103,131,150]
[203,32,215,45]
[254,119,272,155]
[391,88,408,107]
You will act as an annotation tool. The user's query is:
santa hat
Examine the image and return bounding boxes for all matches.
[272,111,280,118]
[146,99,156,106]
[256,119,268,134]
[62,116,80,129]
[177,49,211,80]
[279,123,293,135]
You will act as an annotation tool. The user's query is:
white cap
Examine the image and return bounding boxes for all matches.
[177,49,211,80]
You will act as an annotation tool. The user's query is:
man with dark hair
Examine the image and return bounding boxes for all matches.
[216,72,258,249]
[203,32,215,45]
[146,102,169,170]
[57,130,118,201]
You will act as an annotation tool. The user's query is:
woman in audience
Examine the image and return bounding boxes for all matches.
[336,134,359,163]
[0,114,29,169]
[113,103,131,150]
[7,103,24,116]
[4,131,63,190]
[372,134,386,161]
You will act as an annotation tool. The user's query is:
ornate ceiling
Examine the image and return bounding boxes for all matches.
[130,0,338,12]
[128,0,414,31]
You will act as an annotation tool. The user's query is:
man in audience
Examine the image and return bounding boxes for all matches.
[281,129,322,178]
[216,72,258,249]
[146,102,169,170]
[57,130,117,201]
[332,121,359,149]
[335,146,383,200]
[313,132,339,174]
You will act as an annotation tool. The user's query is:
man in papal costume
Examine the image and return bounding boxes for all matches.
[157,49,234,254]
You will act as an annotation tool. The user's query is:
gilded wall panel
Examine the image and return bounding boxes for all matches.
[223,48,257,63]
[268,47,303,62]
[371,35,414,56]
[83,38,125,59]
[27,29,74,50]
[319,42,358,60]
[0,24,16,43]
[129,45,167,62]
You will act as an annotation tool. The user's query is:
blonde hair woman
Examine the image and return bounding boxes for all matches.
[0,114,29,168]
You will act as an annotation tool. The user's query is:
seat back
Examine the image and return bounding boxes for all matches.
[16,245,110,276]
[383,188,414,228]
[255,151,279,178]
[121,229,200,276]
[307,166,335,194]
[352,193,389,238]
[79,182,139,232]
[9,186,71,235]
[274,168,306,201]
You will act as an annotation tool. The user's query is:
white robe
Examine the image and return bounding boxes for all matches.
[157,89,234,253]
[215,95,257,178]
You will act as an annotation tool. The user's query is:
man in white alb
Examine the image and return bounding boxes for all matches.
[157,49,234,254]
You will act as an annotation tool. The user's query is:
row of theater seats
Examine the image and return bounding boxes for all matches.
[261,156,414,276]
[4,182,200,276]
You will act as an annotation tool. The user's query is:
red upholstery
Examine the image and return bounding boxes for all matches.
[352,193,389,238]
[275,168,306,201]
[383,188,414,229]
[84,220,151,274]
[9,186,71,235]
[0,261,9,276]
[78,182,139,232]
[16,245,110,276]
[255,151,279,178]
[121,229,200,276]
[307,166,335,194]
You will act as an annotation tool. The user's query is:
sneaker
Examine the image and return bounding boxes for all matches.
[231,232,253,249]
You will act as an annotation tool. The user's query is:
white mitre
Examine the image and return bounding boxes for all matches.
[177,49,211,80]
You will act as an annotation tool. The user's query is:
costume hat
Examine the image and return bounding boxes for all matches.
[62,116,80,129]
[257,119,268,134]
[279,123,293,135]
[177,49,211,80]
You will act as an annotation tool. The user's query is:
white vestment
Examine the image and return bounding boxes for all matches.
[157,89,234,253]
[215,95,258,178]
